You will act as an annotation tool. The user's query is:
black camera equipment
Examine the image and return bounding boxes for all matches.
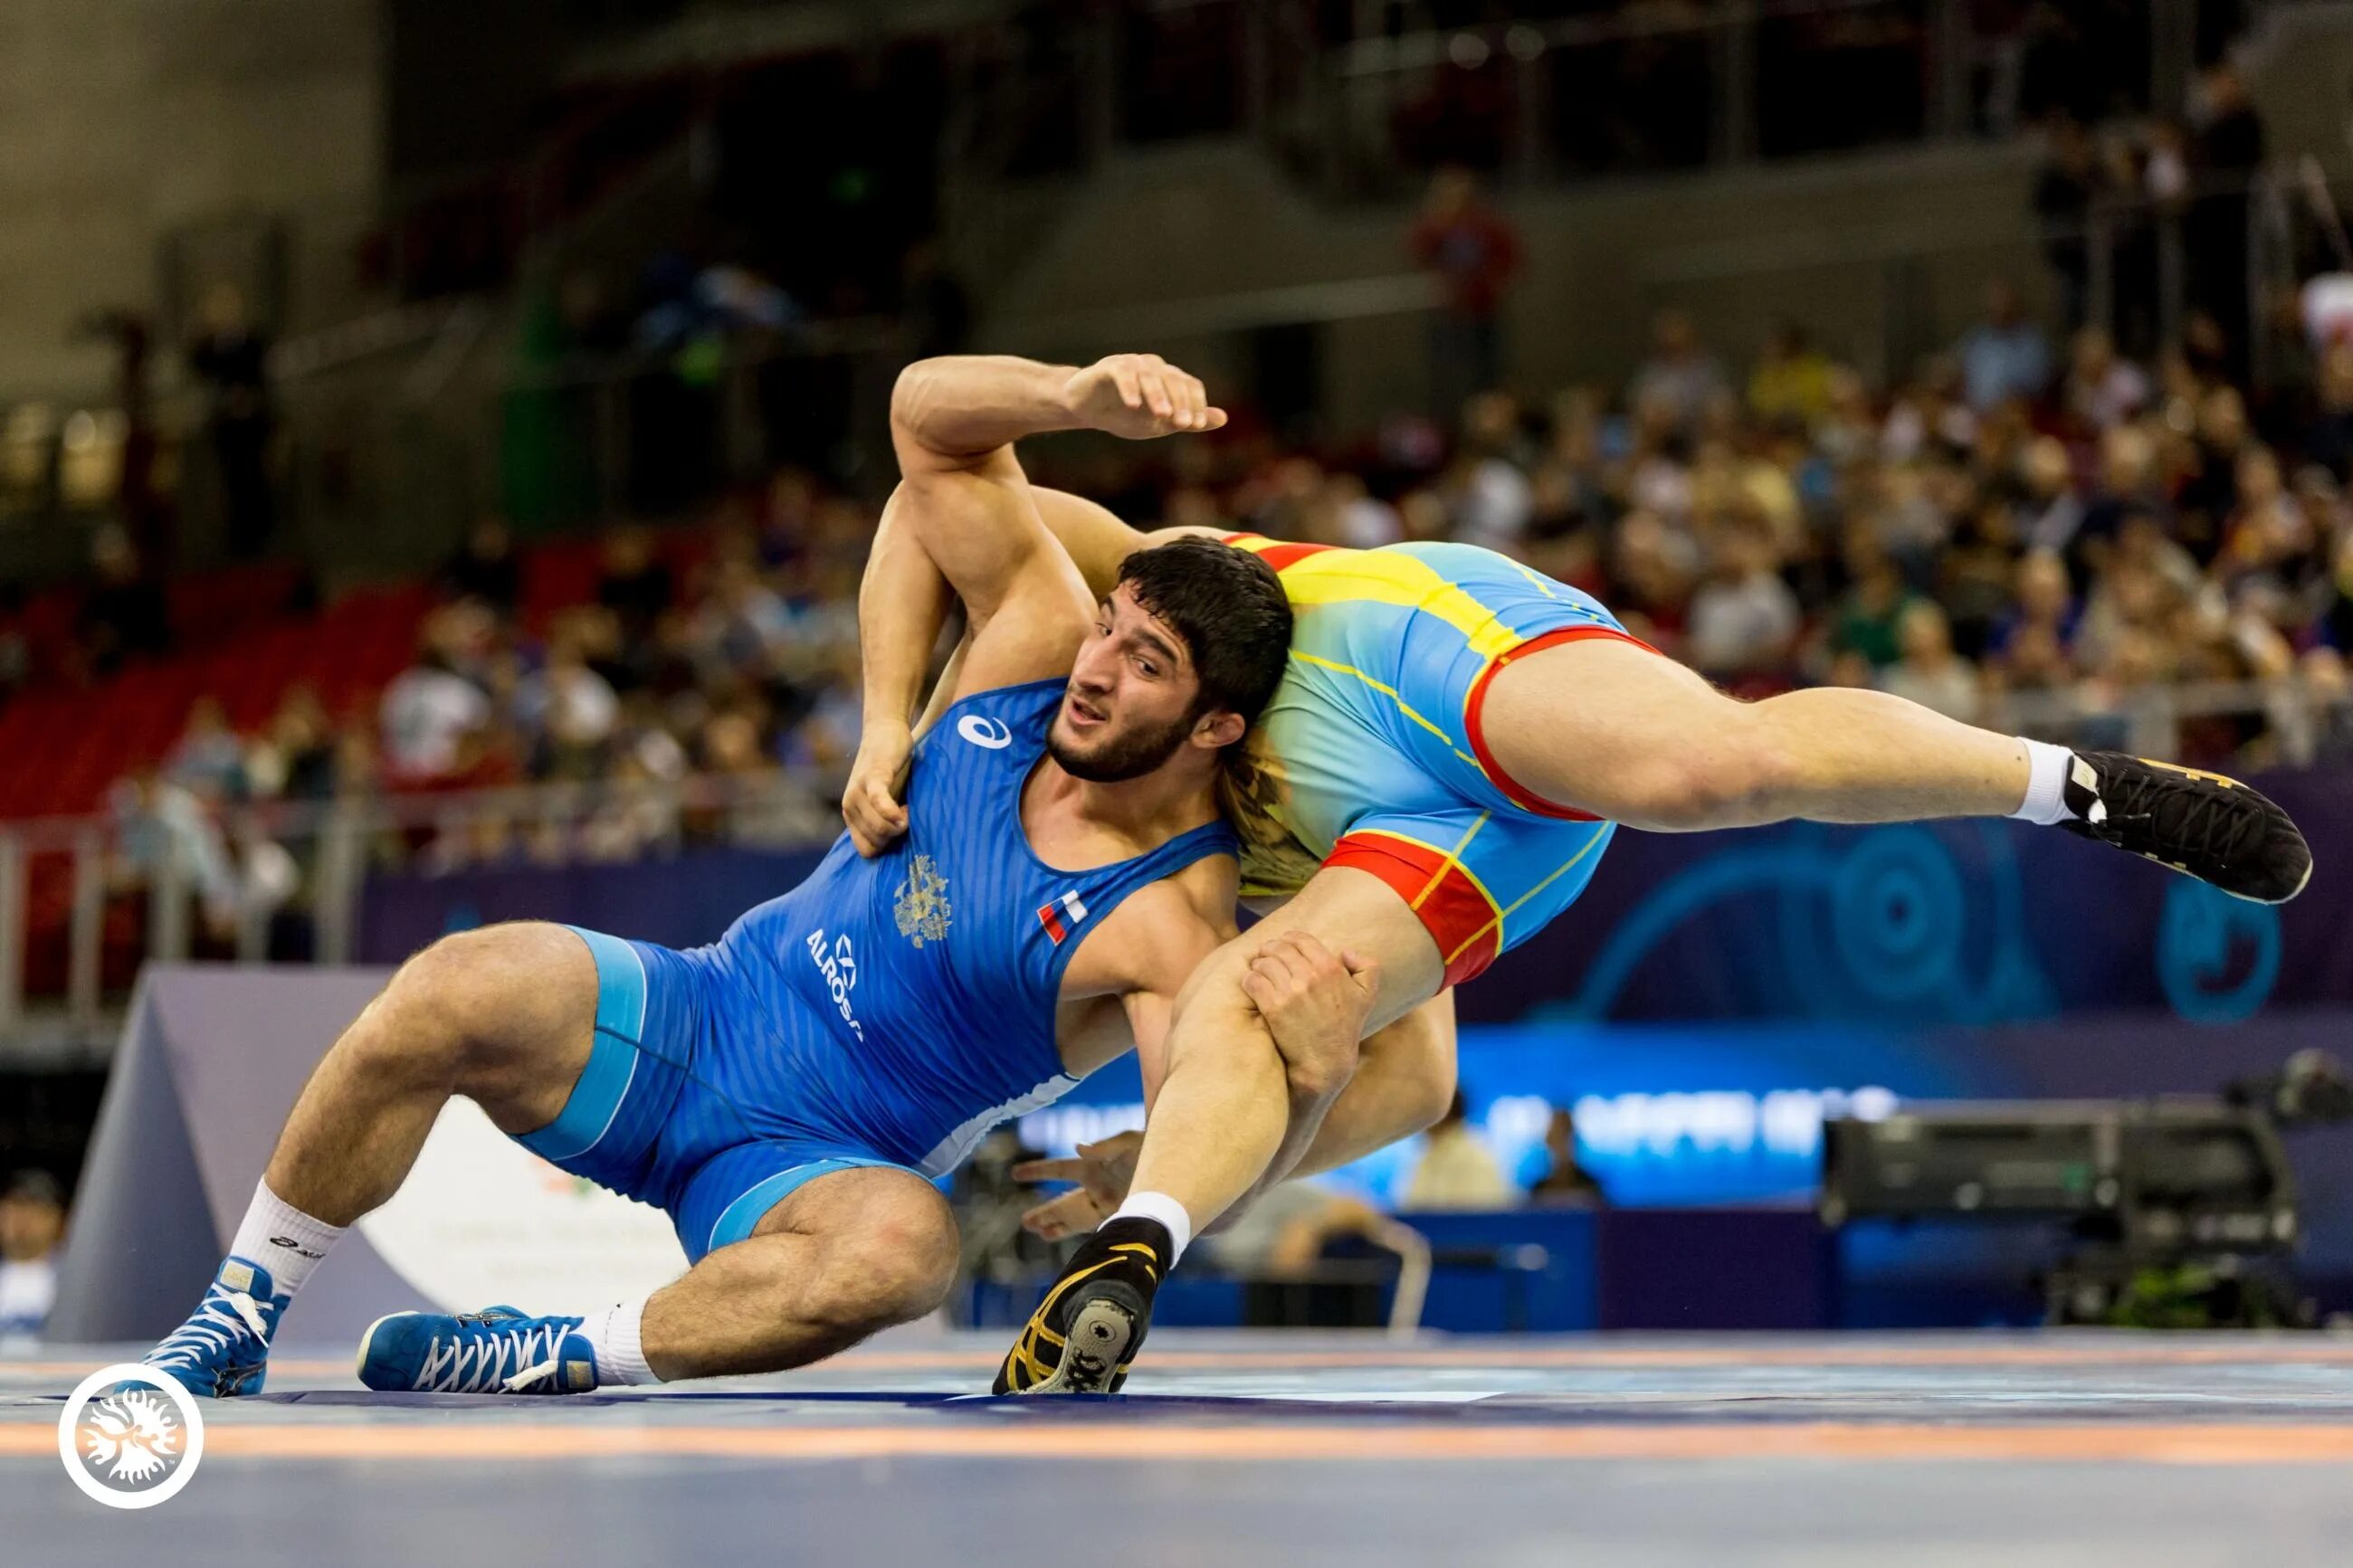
[1820,1052,2353,1326]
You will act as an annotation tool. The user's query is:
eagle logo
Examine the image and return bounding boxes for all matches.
[81,1390,181,1485]
[893,854,953,947]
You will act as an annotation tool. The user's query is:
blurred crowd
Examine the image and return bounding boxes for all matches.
[1057,289,2353,774]
[116,272,2353,929]
[108,482,883,940]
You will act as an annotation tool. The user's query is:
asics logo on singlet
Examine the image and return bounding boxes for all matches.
[805,930,865,1041]
[957,714,1014,749]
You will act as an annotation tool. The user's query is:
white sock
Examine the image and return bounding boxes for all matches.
[226,1180,346,1299]
[2008,737,2079,826]
[1110,1190,1195,1266]
[581,1297,659,1386]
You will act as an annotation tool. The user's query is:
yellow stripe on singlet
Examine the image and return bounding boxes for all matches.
[1506,557,1559,598]
[1287,651,1481,770]
[1346,827,1505,922]
[1443,829,1611,965]
[1414,813,1491,913]
[1272,549,1523,658]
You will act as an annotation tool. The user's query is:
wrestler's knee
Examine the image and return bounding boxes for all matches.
[1167,941,1287,1080]
[801,1185,960,1334]
[375,923,595,1098]
[1610,709,1799,830]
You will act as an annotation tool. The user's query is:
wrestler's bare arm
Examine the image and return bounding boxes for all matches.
[845,354,1224,856]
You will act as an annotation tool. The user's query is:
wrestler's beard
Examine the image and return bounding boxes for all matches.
[1047,708,1195,784]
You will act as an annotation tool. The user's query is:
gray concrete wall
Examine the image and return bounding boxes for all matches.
[0,0,384,396]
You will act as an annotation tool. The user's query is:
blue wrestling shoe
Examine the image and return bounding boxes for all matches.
[357,1307,600,1394]
[143,1257,290,1398]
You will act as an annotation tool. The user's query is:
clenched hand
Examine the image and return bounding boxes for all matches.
[1063,354,1229,442]
[1243,930,1383,1106]
[843,721,913,857]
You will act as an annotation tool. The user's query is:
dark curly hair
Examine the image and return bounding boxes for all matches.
[1114,537,1292,729]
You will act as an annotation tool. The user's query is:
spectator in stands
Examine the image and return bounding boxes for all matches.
[2320,530,2353,652]
[2304,345,2353,482]
[107,763,240,940]
[1987,548,2081,663]
[2063,327,2150,432]
[1608,508,1700,651]
[0,1171,64,1345]
[166,696,248,803]
[1445,393,1536,553]
[2215,448,2315,602]
[1747,321,1838,428]
[596,526,673,640]
[440,516,522,614]
[186,282,275,557]
[1877,601,1981,723]
[1630,309,1730,434]
[1939,498,2024,660]
[246,685,338,801]
[331,720,380,803]
[698,708,824,849]
[577,749,681,863]
[2019,435,2086,553]
[1197,1181,1401,1281]
[2075,424,2171,573]
[780,644,863,785]
[1526,1108,1606,1207]
[379,610,494,782]
[1409,166,1522,413]
[1402,1090,1515,1212]
[1958,280,2052,412]
[73,525,168,679]
[1325,472,1404,550]
[1684,517,1801,683]
[691,555,795,681]
[516,630,621,780]
[1829,533,1920,670]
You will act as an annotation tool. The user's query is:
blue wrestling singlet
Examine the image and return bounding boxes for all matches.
[519,679,1236,1262]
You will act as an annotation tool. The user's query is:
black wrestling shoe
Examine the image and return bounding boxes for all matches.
[994,1218,1168,1395]
[2059,752,2312,904]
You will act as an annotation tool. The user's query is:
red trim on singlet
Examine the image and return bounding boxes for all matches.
[1462,625,1663,822]
[1324,832,1503,988]
[1221,532,1336,574]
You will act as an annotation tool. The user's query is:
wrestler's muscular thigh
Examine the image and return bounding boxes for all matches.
[262,921,599,1226]
[1477,637,1761,830]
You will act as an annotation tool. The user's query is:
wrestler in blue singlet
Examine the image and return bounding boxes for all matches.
[518,679,1234,1262]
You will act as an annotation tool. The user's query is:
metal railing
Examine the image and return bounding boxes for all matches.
[0,670,2344,1055]
[0,769,838,1048]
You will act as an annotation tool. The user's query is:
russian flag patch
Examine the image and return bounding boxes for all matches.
[1035,889,1090,946]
